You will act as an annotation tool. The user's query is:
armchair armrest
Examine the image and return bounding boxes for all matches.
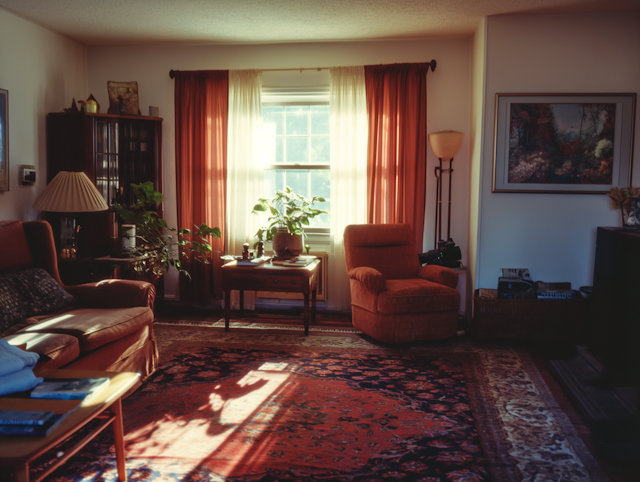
[65,279,156,310]
[348,267,387,294]
[418,264,458,289]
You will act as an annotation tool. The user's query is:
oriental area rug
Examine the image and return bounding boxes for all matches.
[33,324,609,482]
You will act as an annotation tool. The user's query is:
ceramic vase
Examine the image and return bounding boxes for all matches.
[272,226,303,257]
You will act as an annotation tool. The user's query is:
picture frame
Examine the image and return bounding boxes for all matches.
[107,81,141,116]
[493,93,636,193]
[0,88,8,192]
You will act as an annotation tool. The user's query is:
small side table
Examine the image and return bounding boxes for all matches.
[222,259,321,335]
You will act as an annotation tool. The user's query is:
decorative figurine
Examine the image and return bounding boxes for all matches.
[257,241,264,258]
[242,243,249,259]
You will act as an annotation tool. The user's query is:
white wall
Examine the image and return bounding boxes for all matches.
[86,39,472,304]
[0,8,86,221]
[476,12,640,291]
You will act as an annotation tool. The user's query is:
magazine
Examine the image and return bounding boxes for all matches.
[30,377,110,400]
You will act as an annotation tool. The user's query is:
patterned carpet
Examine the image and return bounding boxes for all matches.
[34,323,609,482]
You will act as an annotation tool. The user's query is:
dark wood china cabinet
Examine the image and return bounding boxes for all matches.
[46,112,162,257]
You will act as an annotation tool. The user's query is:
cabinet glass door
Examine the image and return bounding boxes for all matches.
[94,119,119,205]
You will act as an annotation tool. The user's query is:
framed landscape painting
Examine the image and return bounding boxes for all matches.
[493,93,636,193]
[0,88,7,192]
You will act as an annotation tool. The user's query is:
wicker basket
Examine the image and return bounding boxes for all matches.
[471,289,585,344]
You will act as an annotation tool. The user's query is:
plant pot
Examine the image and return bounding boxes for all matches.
[272,227,303,257]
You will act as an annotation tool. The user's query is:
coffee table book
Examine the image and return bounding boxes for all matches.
[0,399,81,437]
[30,377,110,400]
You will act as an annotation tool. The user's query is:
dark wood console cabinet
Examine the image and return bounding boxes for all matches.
[590,227,640,385]
[46,112,162,257]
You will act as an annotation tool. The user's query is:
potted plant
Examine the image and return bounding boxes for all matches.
[114,182,221,278]
[608,186,640,228]
[252,186,328,257]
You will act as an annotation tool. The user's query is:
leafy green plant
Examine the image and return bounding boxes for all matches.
[114,182,221,278]
[251,186,328,246]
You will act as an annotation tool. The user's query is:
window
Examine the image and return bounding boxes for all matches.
[261,103,330,231]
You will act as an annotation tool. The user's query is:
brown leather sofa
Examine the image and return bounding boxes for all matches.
[0,220,158,381]
[344,223,460,343]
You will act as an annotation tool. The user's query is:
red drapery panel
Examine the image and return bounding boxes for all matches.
[365,63,430,253]
[174,70,228,302]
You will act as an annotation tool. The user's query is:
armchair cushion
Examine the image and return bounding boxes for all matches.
[379,279,460,314]
[348,267,387,294]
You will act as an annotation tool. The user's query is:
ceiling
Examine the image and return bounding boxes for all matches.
[1,0,638,47]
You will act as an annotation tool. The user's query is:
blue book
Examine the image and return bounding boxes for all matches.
[0,413,65,436]
[0,409,55,425]
[30,377,110,400]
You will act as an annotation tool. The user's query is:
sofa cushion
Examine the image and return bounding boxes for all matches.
[20,307,154,352]
[377,278,460,314]
[4,332,80,370]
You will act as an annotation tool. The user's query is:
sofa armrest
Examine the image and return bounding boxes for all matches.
[348,267,387,294]
[65,279,156,310]
[418,264,459,289]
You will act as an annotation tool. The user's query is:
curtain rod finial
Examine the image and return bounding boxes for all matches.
[430,60,437,72]
[169,69,175,79]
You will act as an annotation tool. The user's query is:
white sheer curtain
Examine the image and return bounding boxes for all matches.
[329,66,368,312]
[226,69,263,310]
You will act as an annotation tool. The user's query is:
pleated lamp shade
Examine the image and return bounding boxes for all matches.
[428,131,464,160]
[33,171,109,212]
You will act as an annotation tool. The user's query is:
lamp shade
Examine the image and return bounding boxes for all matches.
[428,131,464,159]
[33,171,108,212]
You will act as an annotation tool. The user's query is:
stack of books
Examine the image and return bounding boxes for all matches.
[272,255,317,267]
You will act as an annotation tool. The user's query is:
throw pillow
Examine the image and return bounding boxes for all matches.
[0,273,30,331]
[14,268,75,316]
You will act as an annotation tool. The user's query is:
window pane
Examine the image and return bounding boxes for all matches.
[284,170,308,196]
[310,170,330,199]
[263,106,283,135]
[310,105,329,135]
[286,137,308,164]
[285,106,308,135]
[310,137,330,164]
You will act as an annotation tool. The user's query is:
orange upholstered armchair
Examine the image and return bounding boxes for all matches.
[343,223,460,343]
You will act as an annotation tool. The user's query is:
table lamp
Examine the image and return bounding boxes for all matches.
[33,171,109,256]
[428,130,464,247]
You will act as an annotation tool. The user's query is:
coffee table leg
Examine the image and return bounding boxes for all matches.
[13,463,28,482]
[224,290,230,331]
[112,398,127,482]
[303,293,310,335]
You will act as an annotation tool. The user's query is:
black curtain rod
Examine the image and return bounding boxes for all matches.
[169,61,436,79]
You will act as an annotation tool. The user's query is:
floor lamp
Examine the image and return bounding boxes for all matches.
[33,171,109,257]
[428,131,464,248]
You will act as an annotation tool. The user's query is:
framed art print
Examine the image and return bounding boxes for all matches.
[493,93,636,193]
[0,88,8,192]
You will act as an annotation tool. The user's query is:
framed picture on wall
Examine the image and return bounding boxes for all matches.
[0,88,8,192]
[493,93,636,193]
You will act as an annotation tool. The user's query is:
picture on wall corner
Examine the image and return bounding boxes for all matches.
[493,93,636,193]
[0,88,8,192]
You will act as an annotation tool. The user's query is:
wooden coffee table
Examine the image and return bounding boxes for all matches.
[0,369,140,482]
[222,258,321,335]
